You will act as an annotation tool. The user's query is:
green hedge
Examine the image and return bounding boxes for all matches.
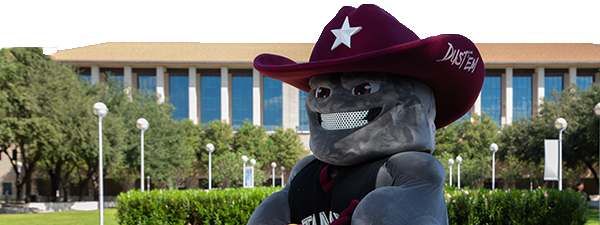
[117,187,588,224]
[116,187,280,225]
[445,187,588,225]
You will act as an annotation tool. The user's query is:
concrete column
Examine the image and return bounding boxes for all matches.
[91,65,100,85]
[504,67,513,126]
[221,67,230,124]
[252,69,262,126]
[569,67,577,86]
[473,91,481,118]
[535,67,545,114]
[189,67,198,124]
[282,83,300,130]
[156,66,166,104]
[124,66,133,86]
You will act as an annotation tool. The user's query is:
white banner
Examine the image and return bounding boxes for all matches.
[544,139,559,181]
[244,167,254,188]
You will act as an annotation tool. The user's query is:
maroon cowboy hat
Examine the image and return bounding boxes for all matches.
[254,4,485,129]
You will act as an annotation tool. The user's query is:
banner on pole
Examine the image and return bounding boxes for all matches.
[544,139,559,181]
[244,167,254,188]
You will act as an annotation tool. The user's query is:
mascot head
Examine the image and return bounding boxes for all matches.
[254,4,485,166]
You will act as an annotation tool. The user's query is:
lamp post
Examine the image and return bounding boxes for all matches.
[92,102,108,225]
[242,155,249,188]
[489,143,498,190]
[280,166,285,187]
[456,156,463,189]
[554,117,567,191]
[206,143,215,190]
[448,159,454,187]
[593,103,600,224]
[271,162,277,187]
[135,118,149,192]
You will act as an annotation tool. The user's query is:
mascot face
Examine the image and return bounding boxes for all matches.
[307,72,437,166]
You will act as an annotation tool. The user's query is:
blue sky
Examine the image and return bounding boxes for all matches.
[2,0,598,54]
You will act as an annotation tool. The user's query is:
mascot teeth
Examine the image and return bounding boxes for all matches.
[319,108,382,130]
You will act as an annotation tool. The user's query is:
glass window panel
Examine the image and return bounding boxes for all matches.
[169,75,189,121]
[138,75,157,94]
[79,75,91,84]
[231,70,253,129]
[201,72,221,123]
[108,75,124,86]
[101,68,124,86]
[577,76,594,90]
[513,75,532,120]
[263,77,282,131]
[544,76,562,100]
[481,74,502,127]
[299,91,309,132]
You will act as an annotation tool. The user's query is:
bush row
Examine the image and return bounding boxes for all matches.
[117,187,588,224]
[116,187,279,225]
[445,187,588,225]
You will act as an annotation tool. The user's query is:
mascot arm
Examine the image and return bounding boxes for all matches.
[247,155,316,225]
[351,151,448,225]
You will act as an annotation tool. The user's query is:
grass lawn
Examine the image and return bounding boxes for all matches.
[0,207,597,224]
[587,208,599,225]
[0,208,118,225]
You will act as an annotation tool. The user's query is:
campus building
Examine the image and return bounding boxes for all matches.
[1,43,599,201]
[50,42,600,131]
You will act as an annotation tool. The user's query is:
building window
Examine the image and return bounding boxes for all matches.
[101,68,124,86]
[481,69,502,127]
[78,67,91,84]
[299,90,309,132]
[231,69,253,129]
[577,76,594,89]
[263,76,282,131]
[545,69,565,101]
[577,68,597,90]
[513,69,533,120]
[135,68,156,94]
[169,69,189,121]
[200,69,221,124]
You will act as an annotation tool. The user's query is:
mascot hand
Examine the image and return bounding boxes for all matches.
[331,199,360,225]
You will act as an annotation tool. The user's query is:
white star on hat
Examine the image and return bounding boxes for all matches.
[330,16,362,51]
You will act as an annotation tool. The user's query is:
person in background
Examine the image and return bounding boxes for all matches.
[576,181,591,202]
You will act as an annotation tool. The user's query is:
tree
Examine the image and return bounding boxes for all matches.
[265,127,310,179]
[500,82,600,189]
[0,47,81,202]
[434,114,500,188]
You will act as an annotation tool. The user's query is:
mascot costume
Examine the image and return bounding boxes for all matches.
[248,4,484,225]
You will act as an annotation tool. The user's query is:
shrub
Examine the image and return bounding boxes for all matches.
[117,187,280,225]
[118,187,588,224]
[445,187,587,225]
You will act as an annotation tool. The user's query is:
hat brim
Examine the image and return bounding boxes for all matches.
[254,34,485,129]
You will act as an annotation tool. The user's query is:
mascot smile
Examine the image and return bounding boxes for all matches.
[248,4,484,225]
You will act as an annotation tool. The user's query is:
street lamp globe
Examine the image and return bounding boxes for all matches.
[206,143,215,153]
[489,143,498,153]
[594,103,600,117]
[456,156,463,164]
[136,118,149,131]
[554,117,568,131]
[242,155,249,163]
[92,102,108,118]
[250,159,256,166]
[448,158,454,165]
